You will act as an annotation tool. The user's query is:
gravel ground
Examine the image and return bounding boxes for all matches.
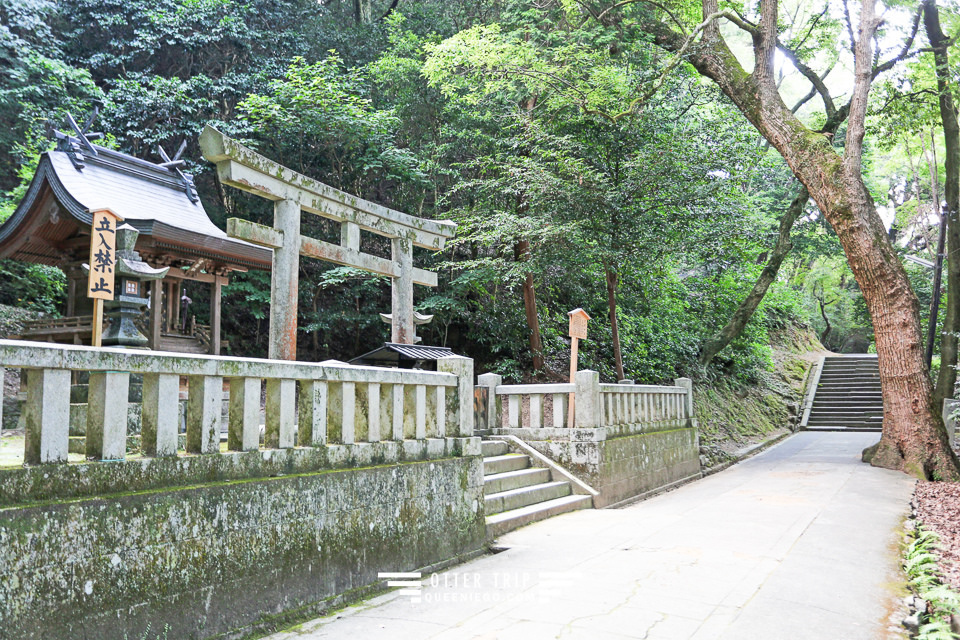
[914,481,960,590]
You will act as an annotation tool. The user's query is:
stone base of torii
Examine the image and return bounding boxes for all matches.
[199,126,455,361]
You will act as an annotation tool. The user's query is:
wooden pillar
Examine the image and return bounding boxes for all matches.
[391,236,414,344]
[270,198,301,360]
[165,280,174,332]
[172,281,181,332]
[149,279,162,350]
[210,277,222,355]
[66,277,77,316]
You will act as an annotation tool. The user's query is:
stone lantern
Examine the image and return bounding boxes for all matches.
[101,224,169,347]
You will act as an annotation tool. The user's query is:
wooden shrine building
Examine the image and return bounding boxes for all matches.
[0,115,270,354]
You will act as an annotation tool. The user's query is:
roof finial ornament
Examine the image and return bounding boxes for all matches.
[158,140,199,203]
[51,107,102,171]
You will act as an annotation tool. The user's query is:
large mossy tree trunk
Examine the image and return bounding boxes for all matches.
[925,0,960,405]
[700,186,808,366]
[643,0,958,478]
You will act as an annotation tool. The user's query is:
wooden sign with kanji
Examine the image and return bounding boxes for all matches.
[568,308,590,339]
[87,208,122,300]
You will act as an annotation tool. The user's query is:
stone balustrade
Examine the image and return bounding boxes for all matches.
[0,339,474,465]
[475,369,693,433]
[597,380,692,428]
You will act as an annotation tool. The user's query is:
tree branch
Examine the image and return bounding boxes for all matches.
[843,0,857,59]
[873,6,922,78]
[845,0,879,173]
[778,42,837,118]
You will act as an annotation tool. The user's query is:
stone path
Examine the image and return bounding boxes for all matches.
[266,432,915,640]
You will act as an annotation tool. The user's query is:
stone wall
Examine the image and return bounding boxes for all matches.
[524,426,700,508]
[0,455,485,640]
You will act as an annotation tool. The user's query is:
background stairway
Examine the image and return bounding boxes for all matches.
[804,355,883,432]
[482,440,591,538]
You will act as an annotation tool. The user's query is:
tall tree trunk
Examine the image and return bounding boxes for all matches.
[605,263,625,380]
[700,186,809,366]
[515,240,544,371]
[818,297,832,347]
[904,138,932,256]
[641,0,959,478]
[925,0,960,405]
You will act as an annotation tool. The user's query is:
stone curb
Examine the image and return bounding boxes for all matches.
[701,429,795,478]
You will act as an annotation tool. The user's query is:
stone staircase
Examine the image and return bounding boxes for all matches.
[482,440,592,538]
[804,355,883,432]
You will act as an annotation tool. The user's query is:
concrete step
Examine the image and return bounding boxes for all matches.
[804,425,883,432]
[809,407,883,413]
[484,481,572,516]
[484,454,530,475]
[813,391,883,396]
[482,440,509,457]
[815,391,881,396]
[806,421,883,428]
[484,467,551,494]
[486,494,593,538]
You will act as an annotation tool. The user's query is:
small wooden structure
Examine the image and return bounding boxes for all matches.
[0,114,270,353]
[349,343,454,370]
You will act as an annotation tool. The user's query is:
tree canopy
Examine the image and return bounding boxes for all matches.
[3,0,960,476]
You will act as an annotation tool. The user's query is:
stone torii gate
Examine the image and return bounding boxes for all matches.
[199,126,455,360]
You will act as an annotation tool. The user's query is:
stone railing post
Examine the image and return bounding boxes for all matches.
[24,368,70,464]
[674,377,693,422]
[476,372,501,430]
[438,356,474,436]
[229,377,262,451]
[86,371,130,460]
[265,378,296,448]
[575,369,601,428]
[186,375,222,454]
[142,373,180,456]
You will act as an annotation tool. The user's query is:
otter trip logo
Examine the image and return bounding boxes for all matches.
[378,572,423,603]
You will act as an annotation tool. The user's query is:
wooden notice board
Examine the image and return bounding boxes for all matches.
[87,208,122,347]
[568,308,589,340]
[87,209,121,300]
[567,308,591,427]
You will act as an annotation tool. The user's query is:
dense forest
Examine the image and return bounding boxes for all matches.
[0,0,955,399]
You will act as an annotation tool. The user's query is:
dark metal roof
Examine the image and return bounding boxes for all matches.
[0,139,272,269]
[349,342,455,369]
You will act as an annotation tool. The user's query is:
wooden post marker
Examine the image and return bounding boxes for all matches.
[86,208,122,347]
[567,308,590,427]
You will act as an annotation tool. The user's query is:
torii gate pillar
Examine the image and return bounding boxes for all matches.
[391,237,414,345]
[270,198,301,360]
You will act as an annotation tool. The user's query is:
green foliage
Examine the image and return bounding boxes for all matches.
[0,261,64,314]
[903,524,960,640]
[0,0,925,383]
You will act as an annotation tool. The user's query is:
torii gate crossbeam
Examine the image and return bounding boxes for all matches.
[199,126,455,360]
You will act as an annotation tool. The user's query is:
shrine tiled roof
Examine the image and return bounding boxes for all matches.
[0,125,271,270]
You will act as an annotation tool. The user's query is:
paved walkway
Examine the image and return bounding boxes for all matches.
[268,432,915,640]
